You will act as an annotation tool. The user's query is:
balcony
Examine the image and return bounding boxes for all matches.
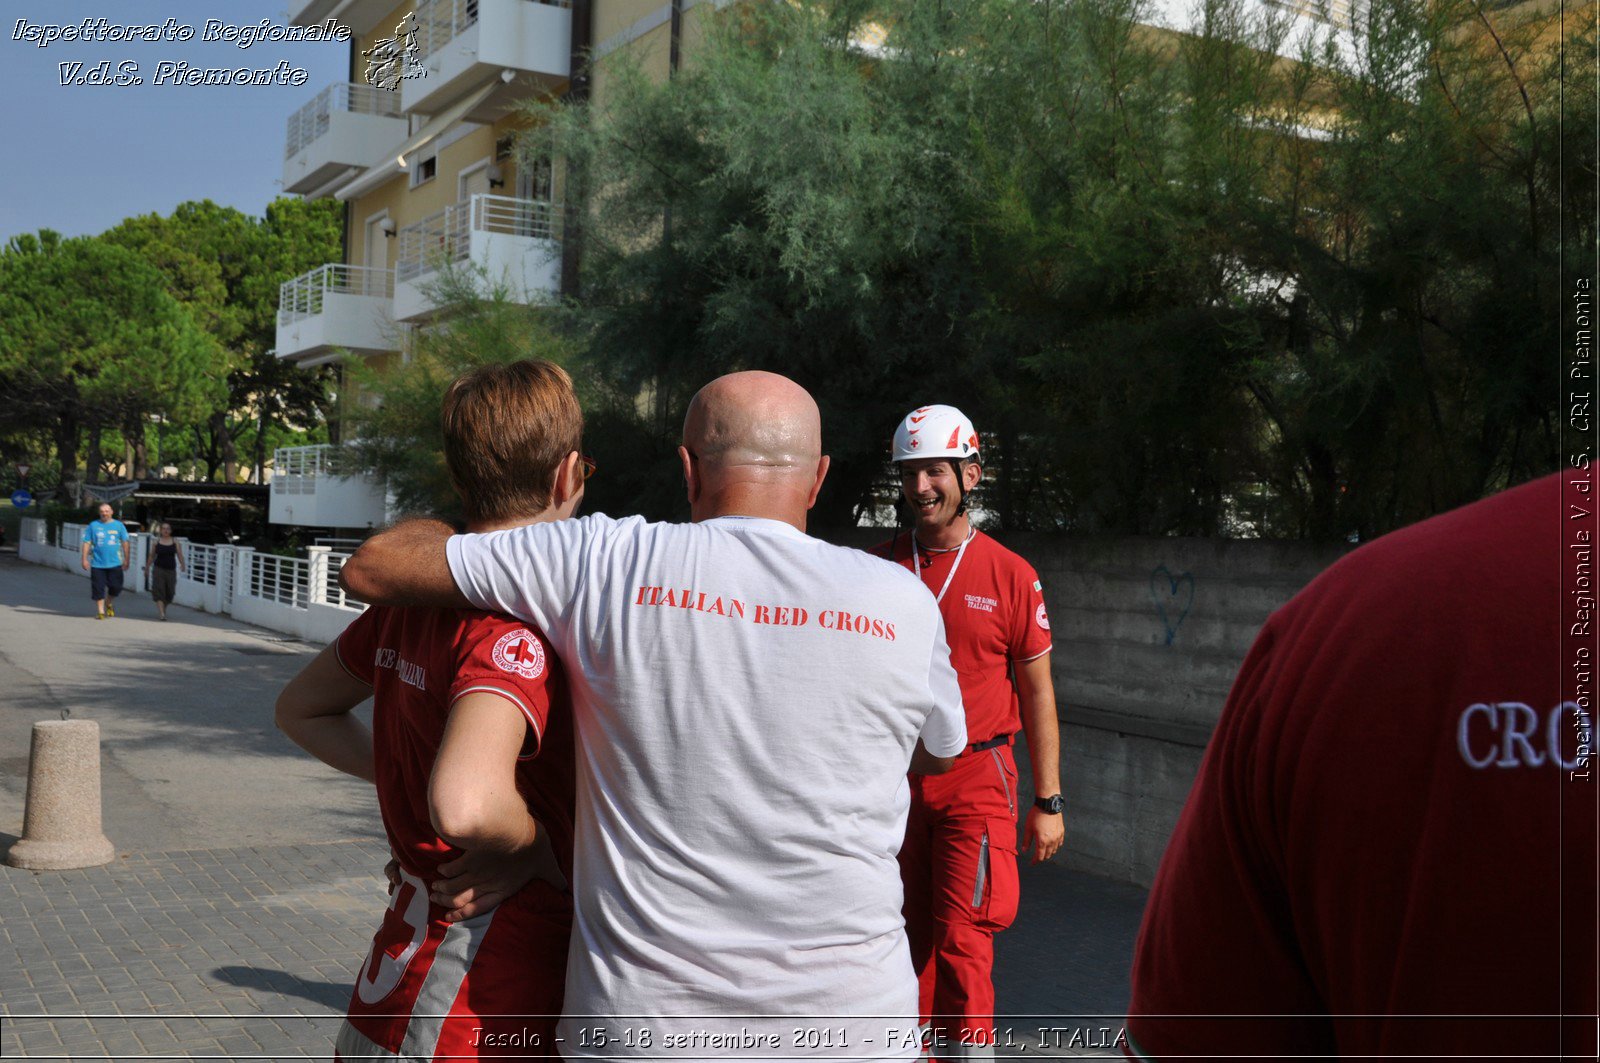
[269,445,388,529]
[401,0,571,116]
[276,265,397,363]
[287,0,397,36]
[393,195,561,321]
[283,82,407,196]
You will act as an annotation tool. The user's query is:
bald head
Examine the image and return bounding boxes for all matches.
[683,371,821,473]
[680,372,829,527]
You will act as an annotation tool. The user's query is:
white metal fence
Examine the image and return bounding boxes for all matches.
[17,517,364,644]
[285,81,401,159]
[278,264,395,326]
[324,553,358,610]
[395,194,560,282]
[188,543,219,586]
[249,553,311,608]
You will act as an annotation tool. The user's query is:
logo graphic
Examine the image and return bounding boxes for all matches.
[945,427,961,449]
[1035,603,1050,631]
[910,414,927,424]
[363,14,425,91]
[492,629,545,679]
[1032,580,1042,592]
[909,437,921,450]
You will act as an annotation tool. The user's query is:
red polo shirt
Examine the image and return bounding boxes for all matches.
[875,530,1052,745]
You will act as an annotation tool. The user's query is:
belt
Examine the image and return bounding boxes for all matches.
[967,733,1012,754]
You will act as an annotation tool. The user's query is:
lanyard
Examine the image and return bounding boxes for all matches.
[912,530,973,605]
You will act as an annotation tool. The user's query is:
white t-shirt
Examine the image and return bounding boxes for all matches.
[447,513,966,1060]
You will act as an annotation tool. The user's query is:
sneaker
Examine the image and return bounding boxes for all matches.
[94,613,104,621]
[106,604,115,618]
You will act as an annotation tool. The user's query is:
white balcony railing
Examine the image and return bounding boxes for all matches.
[273,444,336,495]
[395,195,560,283]
[270,444,388,528]
[278,265,395,326]
[413,0,571,62]
[285,82,401,160]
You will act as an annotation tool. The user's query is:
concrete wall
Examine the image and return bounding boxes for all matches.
[823,528,1348,886]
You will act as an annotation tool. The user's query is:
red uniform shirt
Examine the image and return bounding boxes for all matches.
[335,604,575,885]
[876,530,1052,744]
[1128,473,1598,1059]
[331,605,576,1060]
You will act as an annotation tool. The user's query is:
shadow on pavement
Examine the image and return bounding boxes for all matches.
[212,965,352,1011]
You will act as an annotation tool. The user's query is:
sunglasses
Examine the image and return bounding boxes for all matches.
[580,454,598,481]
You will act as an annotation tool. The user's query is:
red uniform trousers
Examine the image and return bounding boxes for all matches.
[900,743,1021,1059]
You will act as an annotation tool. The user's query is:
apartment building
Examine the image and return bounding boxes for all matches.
[270,0,710,530]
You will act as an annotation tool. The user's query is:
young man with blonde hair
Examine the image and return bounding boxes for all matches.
[276,358,590,1061]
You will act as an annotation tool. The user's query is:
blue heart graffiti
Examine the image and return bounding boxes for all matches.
[1150,565,1196,647]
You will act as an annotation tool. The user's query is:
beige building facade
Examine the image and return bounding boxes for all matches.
[271,0,721,527]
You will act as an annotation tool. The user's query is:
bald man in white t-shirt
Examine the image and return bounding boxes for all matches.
[341,371,967,1062]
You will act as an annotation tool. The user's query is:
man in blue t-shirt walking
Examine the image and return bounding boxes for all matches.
[80,503,131,620]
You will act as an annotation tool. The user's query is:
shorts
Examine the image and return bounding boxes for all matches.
[90,566,124,601]
[337,870,570,1060]
[150,567,177,604]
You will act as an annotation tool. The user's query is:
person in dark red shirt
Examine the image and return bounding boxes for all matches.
[1127,471,1598,1060]
[275,360,593,1060]
[875,404,1064,1060]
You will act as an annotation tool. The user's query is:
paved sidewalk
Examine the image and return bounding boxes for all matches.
[0,554,1149,1060]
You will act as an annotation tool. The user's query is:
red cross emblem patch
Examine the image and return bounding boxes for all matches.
[492,629,545,679]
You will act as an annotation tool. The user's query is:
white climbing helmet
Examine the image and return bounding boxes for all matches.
[891,404,980,464]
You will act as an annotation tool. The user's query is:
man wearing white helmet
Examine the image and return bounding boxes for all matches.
[874,404,1064,1061]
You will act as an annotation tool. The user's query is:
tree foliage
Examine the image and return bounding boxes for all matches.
[532,0,1585,537]
[343,269,581,522]
[104,197,343,482]
[0,197,344,494]
[0,231,220,492]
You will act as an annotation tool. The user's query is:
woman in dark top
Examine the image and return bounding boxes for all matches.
[144,522,185,621]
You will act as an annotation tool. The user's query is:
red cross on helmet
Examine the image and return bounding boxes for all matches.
[892,405,980,464]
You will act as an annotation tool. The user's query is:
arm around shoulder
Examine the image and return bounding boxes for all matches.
[340,518,467,608]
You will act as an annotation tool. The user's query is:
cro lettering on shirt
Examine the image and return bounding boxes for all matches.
[633,585,897,641]
[1457,701,1591,775]
[371,647,428,691]
[964,593,998,613]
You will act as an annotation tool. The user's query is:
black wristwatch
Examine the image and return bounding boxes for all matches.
[1034,794,1064,815]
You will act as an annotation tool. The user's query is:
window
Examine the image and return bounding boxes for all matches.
[409,154,437,188]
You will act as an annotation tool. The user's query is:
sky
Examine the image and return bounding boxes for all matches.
[0,1,353,241]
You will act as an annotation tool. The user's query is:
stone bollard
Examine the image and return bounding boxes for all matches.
[6,720,116,870]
